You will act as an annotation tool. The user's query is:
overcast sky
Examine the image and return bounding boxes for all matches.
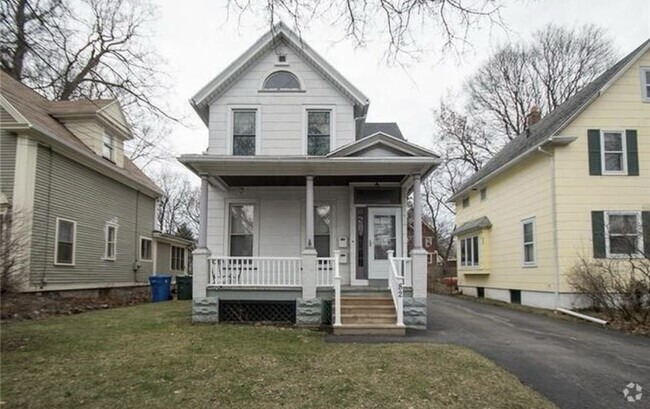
[151,0,650,177]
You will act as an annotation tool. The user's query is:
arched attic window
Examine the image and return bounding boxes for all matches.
[262,71,301,90]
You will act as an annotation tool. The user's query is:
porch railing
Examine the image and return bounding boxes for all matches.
[209,256,302,287]
[390,256,413,288]
[333,250,342,326]
[317,257,335,287]
[387,251,405,327]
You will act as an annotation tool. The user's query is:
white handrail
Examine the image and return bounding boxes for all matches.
[208,256,302,287]
[333,250,341,326]
[387,250,404,326]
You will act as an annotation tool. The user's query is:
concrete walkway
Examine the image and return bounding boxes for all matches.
[327,294,650,409]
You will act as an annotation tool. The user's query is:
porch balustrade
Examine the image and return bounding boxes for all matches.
[316,257,335,287]
[209,256,302,287]
[388,250,406,327]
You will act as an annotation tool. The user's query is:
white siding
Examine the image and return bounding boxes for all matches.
[207,43,356,155]
[206,186,352,284]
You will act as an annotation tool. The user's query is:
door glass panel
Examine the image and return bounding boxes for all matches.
[373,215,396,260]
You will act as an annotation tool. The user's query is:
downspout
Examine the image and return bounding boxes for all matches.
[538,145,560,309]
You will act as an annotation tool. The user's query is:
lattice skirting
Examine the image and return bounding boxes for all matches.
[219,300,296,323]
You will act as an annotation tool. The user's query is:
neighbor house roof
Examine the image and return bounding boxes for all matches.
[191,22,370,126]
[453,216,492,236]
[0,70,161,197]
[361,122,404,140]
[449,38,650,202]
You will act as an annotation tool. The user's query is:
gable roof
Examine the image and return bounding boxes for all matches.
[0,70,161,197]
[450,38,650,202]
[361,122,404,140]
[328,132,439,158]
[190,22,370,126]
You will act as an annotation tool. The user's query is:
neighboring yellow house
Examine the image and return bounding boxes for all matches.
[450,39,650,309]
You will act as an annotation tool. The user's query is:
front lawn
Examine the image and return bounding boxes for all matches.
[1,301,555,408]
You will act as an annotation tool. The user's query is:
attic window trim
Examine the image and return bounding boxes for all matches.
[641,66,650,102]
[259,70,304,93]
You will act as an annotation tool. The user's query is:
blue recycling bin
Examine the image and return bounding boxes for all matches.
[149,275,172,302]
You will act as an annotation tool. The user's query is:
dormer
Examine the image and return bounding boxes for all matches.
[50,99,132,168]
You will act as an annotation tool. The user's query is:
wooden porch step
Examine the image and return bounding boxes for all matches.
[333,324,406,336]
[340,297,393,306]
[340,305,396,314]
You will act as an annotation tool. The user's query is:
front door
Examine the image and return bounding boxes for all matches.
[367,207,401,279]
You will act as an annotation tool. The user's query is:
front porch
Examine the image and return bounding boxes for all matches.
[181,146,437,332]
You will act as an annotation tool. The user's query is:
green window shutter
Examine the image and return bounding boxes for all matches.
[642,211,650,257]
[625,129,639,176]
[591,211,606,258]
[587,129,601,176]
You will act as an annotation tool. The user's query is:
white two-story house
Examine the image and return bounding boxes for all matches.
[180,23,440,334]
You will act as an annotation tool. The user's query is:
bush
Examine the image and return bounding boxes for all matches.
[567,255,650,326]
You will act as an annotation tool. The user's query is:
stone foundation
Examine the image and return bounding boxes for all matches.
[192,297,219,323]
[404,297,427,330]
[296,298,323,327]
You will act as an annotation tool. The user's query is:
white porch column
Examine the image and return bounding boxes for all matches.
[305,175,314,248]
[198,175,209,249]
[413,173,423,249]
[301,175,317,299]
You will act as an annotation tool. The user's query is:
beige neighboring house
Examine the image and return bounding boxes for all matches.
[152,231,193,276]
[450,39,650,309]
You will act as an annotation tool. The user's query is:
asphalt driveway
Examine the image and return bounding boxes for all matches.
[328,294,650,409]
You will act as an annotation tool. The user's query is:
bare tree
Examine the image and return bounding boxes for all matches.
[153,169,200,236]
[228,0,506,63]
[0,208,29,293]
[0,0,177,166]
[467,24,615,139]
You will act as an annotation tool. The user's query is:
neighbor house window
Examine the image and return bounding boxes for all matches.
[460,235,479,267]
[140,237,152,261]
[462,197,470,208]
[232,110,256,156]
[522,218,536,265]
[229,204,255,256]
[642,67,650,102]
[600,131,627,174]
[427,253,434,264]
[102,133,114,160]
[171,246,185,271]
[605,212,642,257]
[262,71,300,90]
[307,110,331,155]
[55,218,76,265]
[314,205,331,257]
[424,236,433,248]
[480,188,487,201]
[104,223,117,260]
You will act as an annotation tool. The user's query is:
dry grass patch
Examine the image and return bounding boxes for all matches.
[1,301,555,408]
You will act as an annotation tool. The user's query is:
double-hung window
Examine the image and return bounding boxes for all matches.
[171,246,185,271]
[605,212,642,257]
[140,237,152,261]
[232,110,256,156]
[55,218,76,265]
[460,235,479,267]
[104,223,117,260]
[601,131,627,174]
[642,67,650,102]
[102,133,114,161]
[307,110,331,155]
[522,218,536,266]
[229,204,255,256]
[314,205,331,257]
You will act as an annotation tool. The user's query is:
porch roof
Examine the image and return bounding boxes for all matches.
[178,155,441,187]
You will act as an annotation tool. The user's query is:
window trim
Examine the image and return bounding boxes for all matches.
[227,105,261,156]
[641,67,650,103]
[139,236,153,262]
[600,130,628,175]
[521,217,537,267]
[604,211,644,258]
[54,217,76,266]
[102,132,114,161]
[103,222,118,261]
[459,234,480,268]
[303,105,336,155]
[225,200,259,257]
[170,245,186,272]
[427,253,434,264]
[424,236,433,248]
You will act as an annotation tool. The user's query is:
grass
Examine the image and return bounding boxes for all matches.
[1,301,555,409]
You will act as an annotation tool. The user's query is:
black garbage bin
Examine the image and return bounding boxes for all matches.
[176,275,192,300]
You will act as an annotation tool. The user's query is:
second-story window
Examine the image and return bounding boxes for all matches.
[642,67,650,102]
[307,110,330,155]
[233,110,256,156]
[102,133,114,161]
[601,131,627,174]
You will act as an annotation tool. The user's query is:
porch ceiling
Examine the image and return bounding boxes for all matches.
[220,175,404,186]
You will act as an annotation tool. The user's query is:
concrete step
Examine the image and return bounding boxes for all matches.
[342,314,397,325]
[333,324,406,336]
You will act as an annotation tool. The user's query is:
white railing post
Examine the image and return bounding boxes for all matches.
[333,250,341,326]
[388,250,404,327]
